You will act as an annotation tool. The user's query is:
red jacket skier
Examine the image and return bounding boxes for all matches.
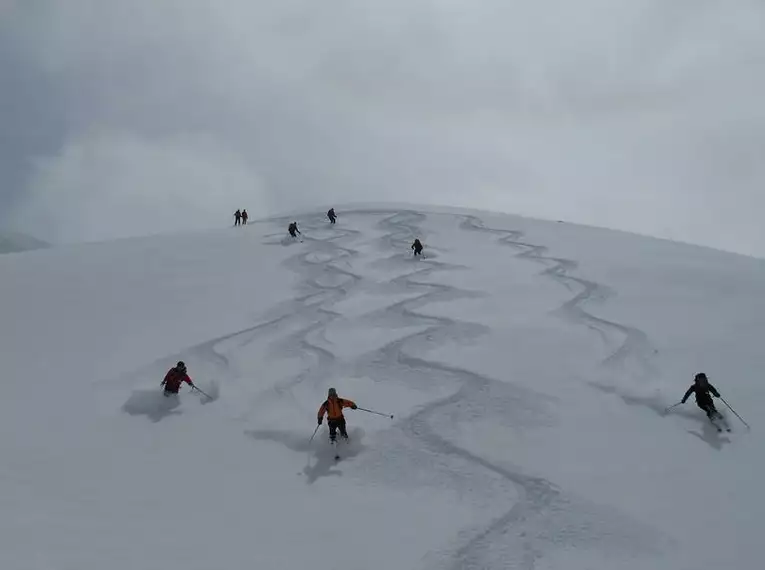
[161,361,195,396]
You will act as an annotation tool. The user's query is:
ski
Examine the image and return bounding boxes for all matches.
[330,436,350,460]
[715,413,732,432]
[710,416,731,433]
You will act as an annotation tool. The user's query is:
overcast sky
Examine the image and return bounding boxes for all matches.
[1,1,764,256]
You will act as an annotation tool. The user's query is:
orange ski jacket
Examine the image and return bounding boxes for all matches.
[318,397,357,421]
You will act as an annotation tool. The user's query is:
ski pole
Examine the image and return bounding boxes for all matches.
[309,424,320,444]
[192,386,212,399]
[357,407,394,419]
[720,396,750,429]
[663,402,682,414]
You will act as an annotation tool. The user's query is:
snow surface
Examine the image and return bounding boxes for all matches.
[1,207,764,570]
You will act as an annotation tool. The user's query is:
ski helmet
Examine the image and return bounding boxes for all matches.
[695,372,707,382]
[177,361,186,371]
[328,387,337,398]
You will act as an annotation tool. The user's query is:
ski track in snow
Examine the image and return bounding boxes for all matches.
[457,215,658,381]
[120,208,666,568]
[268,210,662,568]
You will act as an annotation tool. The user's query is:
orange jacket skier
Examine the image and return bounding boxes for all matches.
[317,387,357,441]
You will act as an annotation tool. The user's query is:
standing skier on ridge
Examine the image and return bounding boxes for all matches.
[161,361,196,397]
[681,372,729,431]
[317,388,357,442]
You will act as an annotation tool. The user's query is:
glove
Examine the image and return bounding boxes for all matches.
[351,404,357,409]
[318,417,323,425]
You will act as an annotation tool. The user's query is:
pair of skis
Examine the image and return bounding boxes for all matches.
[308,425,349,460]
[709,413,731,433]
[330,436,350,460]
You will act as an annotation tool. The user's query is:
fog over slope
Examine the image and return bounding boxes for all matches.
[0,231,48,254]
[1,2,764,256]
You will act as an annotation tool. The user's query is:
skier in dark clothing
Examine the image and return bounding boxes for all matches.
[327,208,336,224]
[241,209,248,224]
[288,221,301,238]
[234,210,242,226]
[411,238,423,256]
[317,387,357,442]
[161,361,195,396]
[681,372,726,427]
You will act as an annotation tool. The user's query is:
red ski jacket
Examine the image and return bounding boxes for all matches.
[162,368,194,392]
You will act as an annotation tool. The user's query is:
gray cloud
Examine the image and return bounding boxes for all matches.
[1,1,764,255]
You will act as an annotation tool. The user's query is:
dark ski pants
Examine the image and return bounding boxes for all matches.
[328,417,348,441]
[329,216,336,224]
[698,399,720,419]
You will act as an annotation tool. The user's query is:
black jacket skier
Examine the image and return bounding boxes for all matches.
[411,238,423,256]
[681,373,721,420]
[288,222,301,238]
[327,208,336,224]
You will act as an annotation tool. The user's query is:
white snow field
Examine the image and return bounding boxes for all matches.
[1,207,764,570]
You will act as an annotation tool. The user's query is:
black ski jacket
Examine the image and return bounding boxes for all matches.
[681,383,719,405]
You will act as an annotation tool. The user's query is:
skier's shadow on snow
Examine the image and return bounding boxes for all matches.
[121,389,182,423]
[261,235,303,246]
[687,422,731,450]
[246,427,366,484]
[588,382,731,450]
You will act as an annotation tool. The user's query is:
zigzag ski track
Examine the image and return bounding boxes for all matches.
[118,208,666,568]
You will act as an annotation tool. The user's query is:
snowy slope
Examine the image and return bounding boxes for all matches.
[1,207,763,570]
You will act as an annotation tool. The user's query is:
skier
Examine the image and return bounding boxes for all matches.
[681,372,727,429]
[234,209,242,226]
[411,238,423,256]
[161,361,196,397]
[288,221,301,239]
[317,387,357,442]
[327,208,336,224]
[241,209,248,225]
